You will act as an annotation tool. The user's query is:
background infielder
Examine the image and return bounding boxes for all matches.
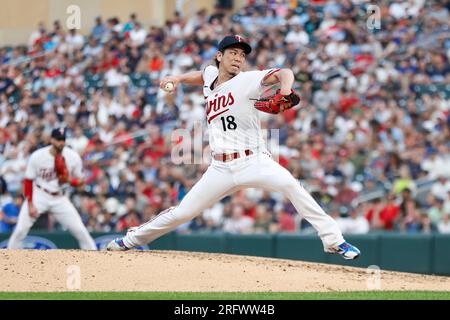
[7,128,97,250]
[107,35,360,259]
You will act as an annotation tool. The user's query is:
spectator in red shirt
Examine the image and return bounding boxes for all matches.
[277,208,297,232]
[116,209,142,232]
[366,193,401,230]
[149,51,164,72]
[113,121,134,148]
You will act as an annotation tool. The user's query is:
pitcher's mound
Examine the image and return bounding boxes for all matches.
[0,250,448,292]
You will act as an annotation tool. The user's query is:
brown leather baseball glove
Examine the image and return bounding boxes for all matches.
[54,153,69,184]
[254,89,301,114]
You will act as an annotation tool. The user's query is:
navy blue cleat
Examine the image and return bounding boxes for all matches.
[327,241,361,260]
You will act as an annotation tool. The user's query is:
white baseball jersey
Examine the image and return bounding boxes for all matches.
[202,65,277,153]
[25,145,83,193]
[8,145,96,250]
[121,66,347,252]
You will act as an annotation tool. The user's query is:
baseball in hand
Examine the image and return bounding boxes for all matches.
[164,82,174,92]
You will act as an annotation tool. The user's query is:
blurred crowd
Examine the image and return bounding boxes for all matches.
[1,0,450,235]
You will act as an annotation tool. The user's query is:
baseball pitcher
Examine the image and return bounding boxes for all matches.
[107,35,360,259]
[7,127,97,250]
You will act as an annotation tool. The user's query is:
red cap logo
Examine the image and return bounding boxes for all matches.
[234,35,243,42]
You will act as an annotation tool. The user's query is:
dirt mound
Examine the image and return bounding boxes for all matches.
[0,249,448,292]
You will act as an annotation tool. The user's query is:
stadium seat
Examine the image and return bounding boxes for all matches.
[130,73,151,88]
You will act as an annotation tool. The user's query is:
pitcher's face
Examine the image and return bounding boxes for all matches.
[51,137,65,152]
[217,46,246,76]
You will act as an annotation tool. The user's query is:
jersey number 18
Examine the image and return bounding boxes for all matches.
[220,116,237,131]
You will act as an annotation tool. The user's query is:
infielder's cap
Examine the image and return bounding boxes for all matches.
[218,35,252,54]
[51,127,66,141]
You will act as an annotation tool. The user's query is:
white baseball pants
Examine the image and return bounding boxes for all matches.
[7,187,97,250]
[124,151,344,250]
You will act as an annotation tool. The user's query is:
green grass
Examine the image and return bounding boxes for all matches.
[0,291,449,300]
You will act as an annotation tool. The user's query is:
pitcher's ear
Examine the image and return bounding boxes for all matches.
[216,50,223,62]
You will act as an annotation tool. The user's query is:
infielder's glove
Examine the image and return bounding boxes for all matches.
[254,89,301,114]
[54,153,69,184]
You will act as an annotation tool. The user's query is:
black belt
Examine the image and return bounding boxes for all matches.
[213,150,253,162]
[36,184,62,196]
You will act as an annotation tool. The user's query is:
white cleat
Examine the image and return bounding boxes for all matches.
[326,241,361,260]
[106,238,129,251]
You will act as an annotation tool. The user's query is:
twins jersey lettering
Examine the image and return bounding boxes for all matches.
[25,145,83,192]
[202,65,276,153]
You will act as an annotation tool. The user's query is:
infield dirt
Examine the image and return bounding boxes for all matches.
[1,250,449,292]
